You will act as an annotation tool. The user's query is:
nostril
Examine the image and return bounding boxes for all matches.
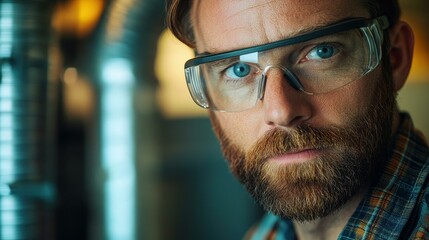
[264,105,311,129]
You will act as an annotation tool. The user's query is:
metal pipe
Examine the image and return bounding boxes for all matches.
[0,1,56,239]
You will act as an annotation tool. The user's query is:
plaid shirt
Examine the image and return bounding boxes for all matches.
[246,113,429,240]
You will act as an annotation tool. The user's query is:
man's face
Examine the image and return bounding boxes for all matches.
[191,0,396,221]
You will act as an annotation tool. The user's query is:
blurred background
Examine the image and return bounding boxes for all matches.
[0,0,427,239]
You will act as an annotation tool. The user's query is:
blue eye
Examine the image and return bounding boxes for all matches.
[307,45,337,60]
[225,62,251,79]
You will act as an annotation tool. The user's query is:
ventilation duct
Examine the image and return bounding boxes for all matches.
[0,1,56,239]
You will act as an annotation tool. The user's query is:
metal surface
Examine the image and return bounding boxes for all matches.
[0,1,56,239]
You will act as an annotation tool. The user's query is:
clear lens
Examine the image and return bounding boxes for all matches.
[185,20,383,112]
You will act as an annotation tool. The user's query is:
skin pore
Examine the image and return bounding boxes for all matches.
[190,0,414,239]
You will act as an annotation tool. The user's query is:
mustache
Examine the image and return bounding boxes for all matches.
[245,125,352,162]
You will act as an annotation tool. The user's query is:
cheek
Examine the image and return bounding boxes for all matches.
[313,75,378,125]
[214,111,261,150]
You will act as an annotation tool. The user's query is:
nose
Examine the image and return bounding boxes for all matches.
[261,67,312,128]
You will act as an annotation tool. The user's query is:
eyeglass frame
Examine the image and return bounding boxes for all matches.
[184,15,390,110]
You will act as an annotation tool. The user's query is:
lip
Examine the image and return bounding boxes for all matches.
[269,148,326,164]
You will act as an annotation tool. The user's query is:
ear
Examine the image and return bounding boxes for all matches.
[388,21,415,92]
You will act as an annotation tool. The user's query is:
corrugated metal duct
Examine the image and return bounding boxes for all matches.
[0,1,56,239]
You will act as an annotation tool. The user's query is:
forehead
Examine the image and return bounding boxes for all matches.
[191,0,368,53]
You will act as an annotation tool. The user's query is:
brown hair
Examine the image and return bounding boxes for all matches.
[166,0,195,47]
[166,0,401,48]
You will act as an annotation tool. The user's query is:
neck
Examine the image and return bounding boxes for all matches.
[292,186,367,240]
